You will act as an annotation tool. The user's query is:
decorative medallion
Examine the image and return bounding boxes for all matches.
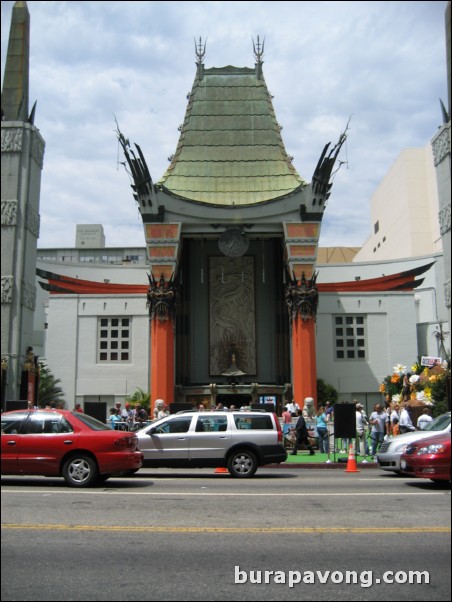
[218,229,249,257]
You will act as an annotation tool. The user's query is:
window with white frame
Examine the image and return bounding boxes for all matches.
[98,317,131,362]
[334,315,366,360]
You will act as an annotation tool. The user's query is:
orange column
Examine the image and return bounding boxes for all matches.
[150,318,175,407]
[291,315,317,407]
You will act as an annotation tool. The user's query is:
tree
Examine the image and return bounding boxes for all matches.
[38,362,65,407]
[316,379,338,406]
[125,387,151,412]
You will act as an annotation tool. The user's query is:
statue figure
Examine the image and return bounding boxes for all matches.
[147,274,177,322]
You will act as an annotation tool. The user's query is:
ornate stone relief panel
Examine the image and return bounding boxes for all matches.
[25,204,40,238]
[432,124,450,166]
[1,276,14,303]
[1,127,23,152]
[1,200,18,226]
[209,256,256,375]
[21,279,36,310]
[439,204,451,235]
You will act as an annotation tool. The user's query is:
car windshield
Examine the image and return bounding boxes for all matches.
[424,413,451,432]
[72,412,112,431]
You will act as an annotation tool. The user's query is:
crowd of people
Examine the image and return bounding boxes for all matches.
[108,401,153,430]
[283,397,432,459]
[84,394,432,447]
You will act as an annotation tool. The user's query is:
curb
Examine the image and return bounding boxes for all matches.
[266,462,378,469]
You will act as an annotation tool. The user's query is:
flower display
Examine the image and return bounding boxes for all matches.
[380,358,449,409]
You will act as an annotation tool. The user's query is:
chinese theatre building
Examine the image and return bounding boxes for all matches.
[36,41,436,417]
[116,39,348,413]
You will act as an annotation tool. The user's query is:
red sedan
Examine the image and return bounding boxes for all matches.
[1,409,143,487]
[400,432,451,483]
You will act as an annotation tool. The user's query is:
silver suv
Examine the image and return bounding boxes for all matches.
[135,411,287,478]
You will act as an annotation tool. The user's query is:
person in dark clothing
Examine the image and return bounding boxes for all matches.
[291,409,315,455]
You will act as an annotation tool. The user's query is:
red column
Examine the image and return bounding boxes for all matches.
[150,318,175,408]
[291,315,317,407]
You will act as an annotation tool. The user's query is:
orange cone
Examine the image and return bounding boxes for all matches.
[344,444,360,473]
[214,467,229,474]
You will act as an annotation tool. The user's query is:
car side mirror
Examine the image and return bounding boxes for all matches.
[148,426,157,435]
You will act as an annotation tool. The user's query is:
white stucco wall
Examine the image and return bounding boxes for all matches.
[354,145,441,263]
[45,294,149,407]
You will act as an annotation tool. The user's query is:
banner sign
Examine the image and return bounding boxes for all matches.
[420,356,442,367]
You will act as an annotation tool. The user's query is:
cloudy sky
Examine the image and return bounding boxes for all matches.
[1,1,448,249]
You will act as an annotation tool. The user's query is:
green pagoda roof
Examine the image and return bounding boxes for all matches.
[157,64,306,205]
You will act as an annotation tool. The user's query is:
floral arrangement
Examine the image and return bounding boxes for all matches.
[379,360,449,407]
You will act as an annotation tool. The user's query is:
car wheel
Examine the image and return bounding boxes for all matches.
[63,455,98,487]
[227,449,258,478]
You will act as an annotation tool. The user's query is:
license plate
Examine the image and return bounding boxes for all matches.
[400,459,407,469]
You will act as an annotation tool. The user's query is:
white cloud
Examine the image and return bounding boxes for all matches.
[1,0,448,249]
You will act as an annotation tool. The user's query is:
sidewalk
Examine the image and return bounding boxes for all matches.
[271,450,378,469]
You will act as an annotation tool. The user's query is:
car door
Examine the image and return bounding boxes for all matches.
[189,414,231,461]
[138,415,193,464]
[18,411,76,475]
[1,412,28,474]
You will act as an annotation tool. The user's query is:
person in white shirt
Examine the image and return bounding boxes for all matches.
[390,404,400,436]
[399,402,416,434]
[369,404,389,455]
[355,403,369,456]
[417,408,433,430]
[285,400,301,417]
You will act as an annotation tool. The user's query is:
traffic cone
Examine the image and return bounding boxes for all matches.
[344,444,360,473]
[214,467,229,474]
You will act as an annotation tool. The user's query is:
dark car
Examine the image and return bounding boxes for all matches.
[400,432,451,483]
[1,409,143,487]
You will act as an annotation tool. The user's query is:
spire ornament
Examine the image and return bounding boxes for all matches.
[252,35,265,63]
[252,35,265,79]
[194,36,207,64]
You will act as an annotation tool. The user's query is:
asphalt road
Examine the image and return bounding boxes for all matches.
[1,468,450,601]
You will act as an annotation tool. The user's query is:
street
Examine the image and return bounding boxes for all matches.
[1,468,451,601]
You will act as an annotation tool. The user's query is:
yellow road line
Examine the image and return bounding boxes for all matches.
[1,524,450,534]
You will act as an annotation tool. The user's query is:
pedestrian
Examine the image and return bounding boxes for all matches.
[315,406,329,454]
[355,403,369,456]
[291,409,315,456]
[325,401,334,422]
[369,403,389,456]
[109,407,121,429]
[135,403,148,424]
[285,399,300,417]
[74,403,84,413]
[157,404,170,420]
[124,403,135,428]
[417,407,433,430]
[399,402,416,434]
[282,406,293,435]
[390,404,400,436]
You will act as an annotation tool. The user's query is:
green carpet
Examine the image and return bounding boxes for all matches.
[283,451,375,464]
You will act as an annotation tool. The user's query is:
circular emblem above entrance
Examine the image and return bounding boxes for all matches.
[218,229,249,257]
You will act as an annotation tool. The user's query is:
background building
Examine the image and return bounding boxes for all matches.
[1,1,45,404]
